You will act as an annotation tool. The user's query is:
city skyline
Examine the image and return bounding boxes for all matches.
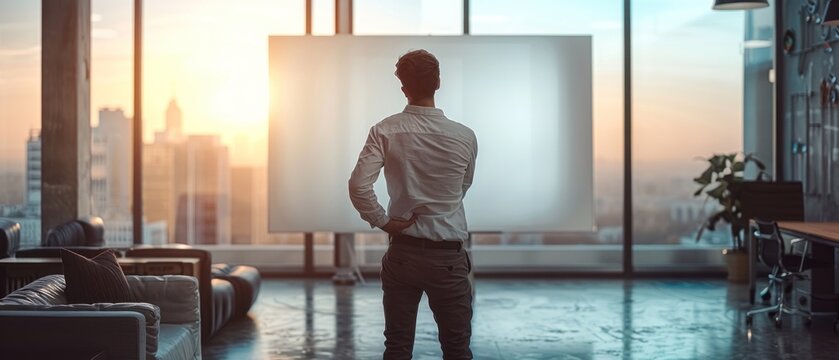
[0,0,745,248]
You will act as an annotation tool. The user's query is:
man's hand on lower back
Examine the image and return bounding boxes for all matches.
[381,214,419,236]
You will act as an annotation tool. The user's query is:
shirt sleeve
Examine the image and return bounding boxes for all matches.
[462,133,478,198]
[348,127,390,229]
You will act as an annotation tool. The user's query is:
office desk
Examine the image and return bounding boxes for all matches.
[748,221,839,311]
[0,257,199,297]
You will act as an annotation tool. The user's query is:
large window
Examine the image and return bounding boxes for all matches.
[468,0,625,270]
[0,1,41,248]
[353,0,463,35]
[0,1,757,273]
[90,0,134,247]
[138,0,306,269]
[631,0,745,268]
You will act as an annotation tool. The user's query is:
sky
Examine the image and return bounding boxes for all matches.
[0,0,746,179]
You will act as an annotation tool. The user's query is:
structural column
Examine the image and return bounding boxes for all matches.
[41,0,92,240]
[133,0,144,244]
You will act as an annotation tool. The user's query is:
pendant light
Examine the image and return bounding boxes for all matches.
[712,0,769,10]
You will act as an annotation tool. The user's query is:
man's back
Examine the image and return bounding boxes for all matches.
[349,49,476,359]
[373,105,477,241]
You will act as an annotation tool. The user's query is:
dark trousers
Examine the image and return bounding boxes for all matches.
[381,239,473,360]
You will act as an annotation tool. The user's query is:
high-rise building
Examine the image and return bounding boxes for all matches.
[231,166,270,245]
[25,129,41,217]
[102,219,168,247]
[230,167,253,245]
[92,108,132,219]
[143,142,181,244]
[175,135,231,245]
[166,98,182,139]
[91,131,108,216]
[144,98,231,245]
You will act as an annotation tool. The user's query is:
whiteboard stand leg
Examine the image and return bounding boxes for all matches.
[332,232,357,286]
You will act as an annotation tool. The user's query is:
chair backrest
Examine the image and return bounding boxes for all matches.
[0,219,20,259]
[753,219,786,269]
[42,217,106,247]
[76,217,105,247]
[734,181,804,223]
[734,182,803,271]
[44,221,86,247]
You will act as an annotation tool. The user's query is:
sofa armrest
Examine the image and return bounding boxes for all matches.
[0,302,160,357]
[127,275,201,352]
[0,310,146,360]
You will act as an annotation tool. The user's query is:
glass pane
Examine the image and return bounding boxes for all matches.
[0,1,41,249]
[312,0,336,35]
[353,0,463,35]
[468,0,624,270]
[91,0,134,247]
[631,1,744,267]
[140,0,305,266]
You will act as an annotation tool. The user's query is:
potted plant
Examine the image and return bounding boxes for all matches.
[692,153,768,282]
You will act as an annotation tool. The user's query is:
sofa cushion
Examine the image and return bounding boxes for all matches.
[126,247,215,341]
[156,324,198,360]
[61,249,131,304]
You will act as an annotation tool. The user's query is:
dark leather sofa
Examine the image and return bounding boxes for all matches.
[0,217,261,341]
[0,274,201,359]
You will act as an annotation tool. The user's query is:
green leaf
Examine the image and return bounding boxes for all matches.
[731,161,745,172]
[693,167,713,185]
[693,186,707,197]
[725,153,737,165]
[706,182,728,199]
[710,155,726,172]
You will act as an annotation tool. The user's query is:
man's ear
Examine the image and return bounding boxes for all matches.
[401,86,411,100]
[435,77,441,91]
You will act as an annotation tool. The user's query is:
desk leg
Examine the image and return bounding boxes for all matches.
[748,229,756,305]
[811,242,836,312]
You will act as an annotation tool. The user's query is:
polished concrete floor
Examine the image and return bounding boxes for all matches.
[203,279,839,359]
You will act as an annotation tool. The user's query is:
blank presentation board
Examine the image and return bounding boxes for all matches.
[268,35,593,233]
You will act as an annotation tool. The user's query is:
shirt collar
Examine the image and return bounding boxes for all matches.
[403,105,444,117]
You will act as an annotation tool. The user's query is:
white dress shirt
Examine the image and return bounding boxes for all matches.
[348,105,478,241]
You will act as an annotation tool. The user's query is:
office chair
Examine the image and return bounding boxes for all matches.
[745,219,812,328]
[734,181,804,304]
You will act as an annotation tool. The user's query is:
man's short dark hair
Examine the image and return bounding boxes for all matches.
[395,50,440,99]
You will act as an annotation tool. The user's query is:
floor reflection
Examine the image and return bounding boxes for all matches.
[202,279,839,359]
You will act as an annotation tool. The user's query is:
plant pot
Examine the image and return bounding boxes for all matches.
[722,248,748,283]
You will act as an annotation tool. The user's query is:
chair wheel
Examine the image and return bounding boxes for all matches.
[774,317,783,328]
[746,316,753,326]
[768,311,778,319]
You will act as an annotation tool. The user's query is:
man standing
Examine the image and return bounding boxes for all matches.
[348,49,478,359]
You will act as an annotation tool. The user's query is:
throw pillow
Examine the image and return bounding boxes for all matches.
[60,248,131,304]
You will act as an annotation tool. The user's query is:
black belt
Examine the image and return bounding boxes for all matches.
[391,234,462,250]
